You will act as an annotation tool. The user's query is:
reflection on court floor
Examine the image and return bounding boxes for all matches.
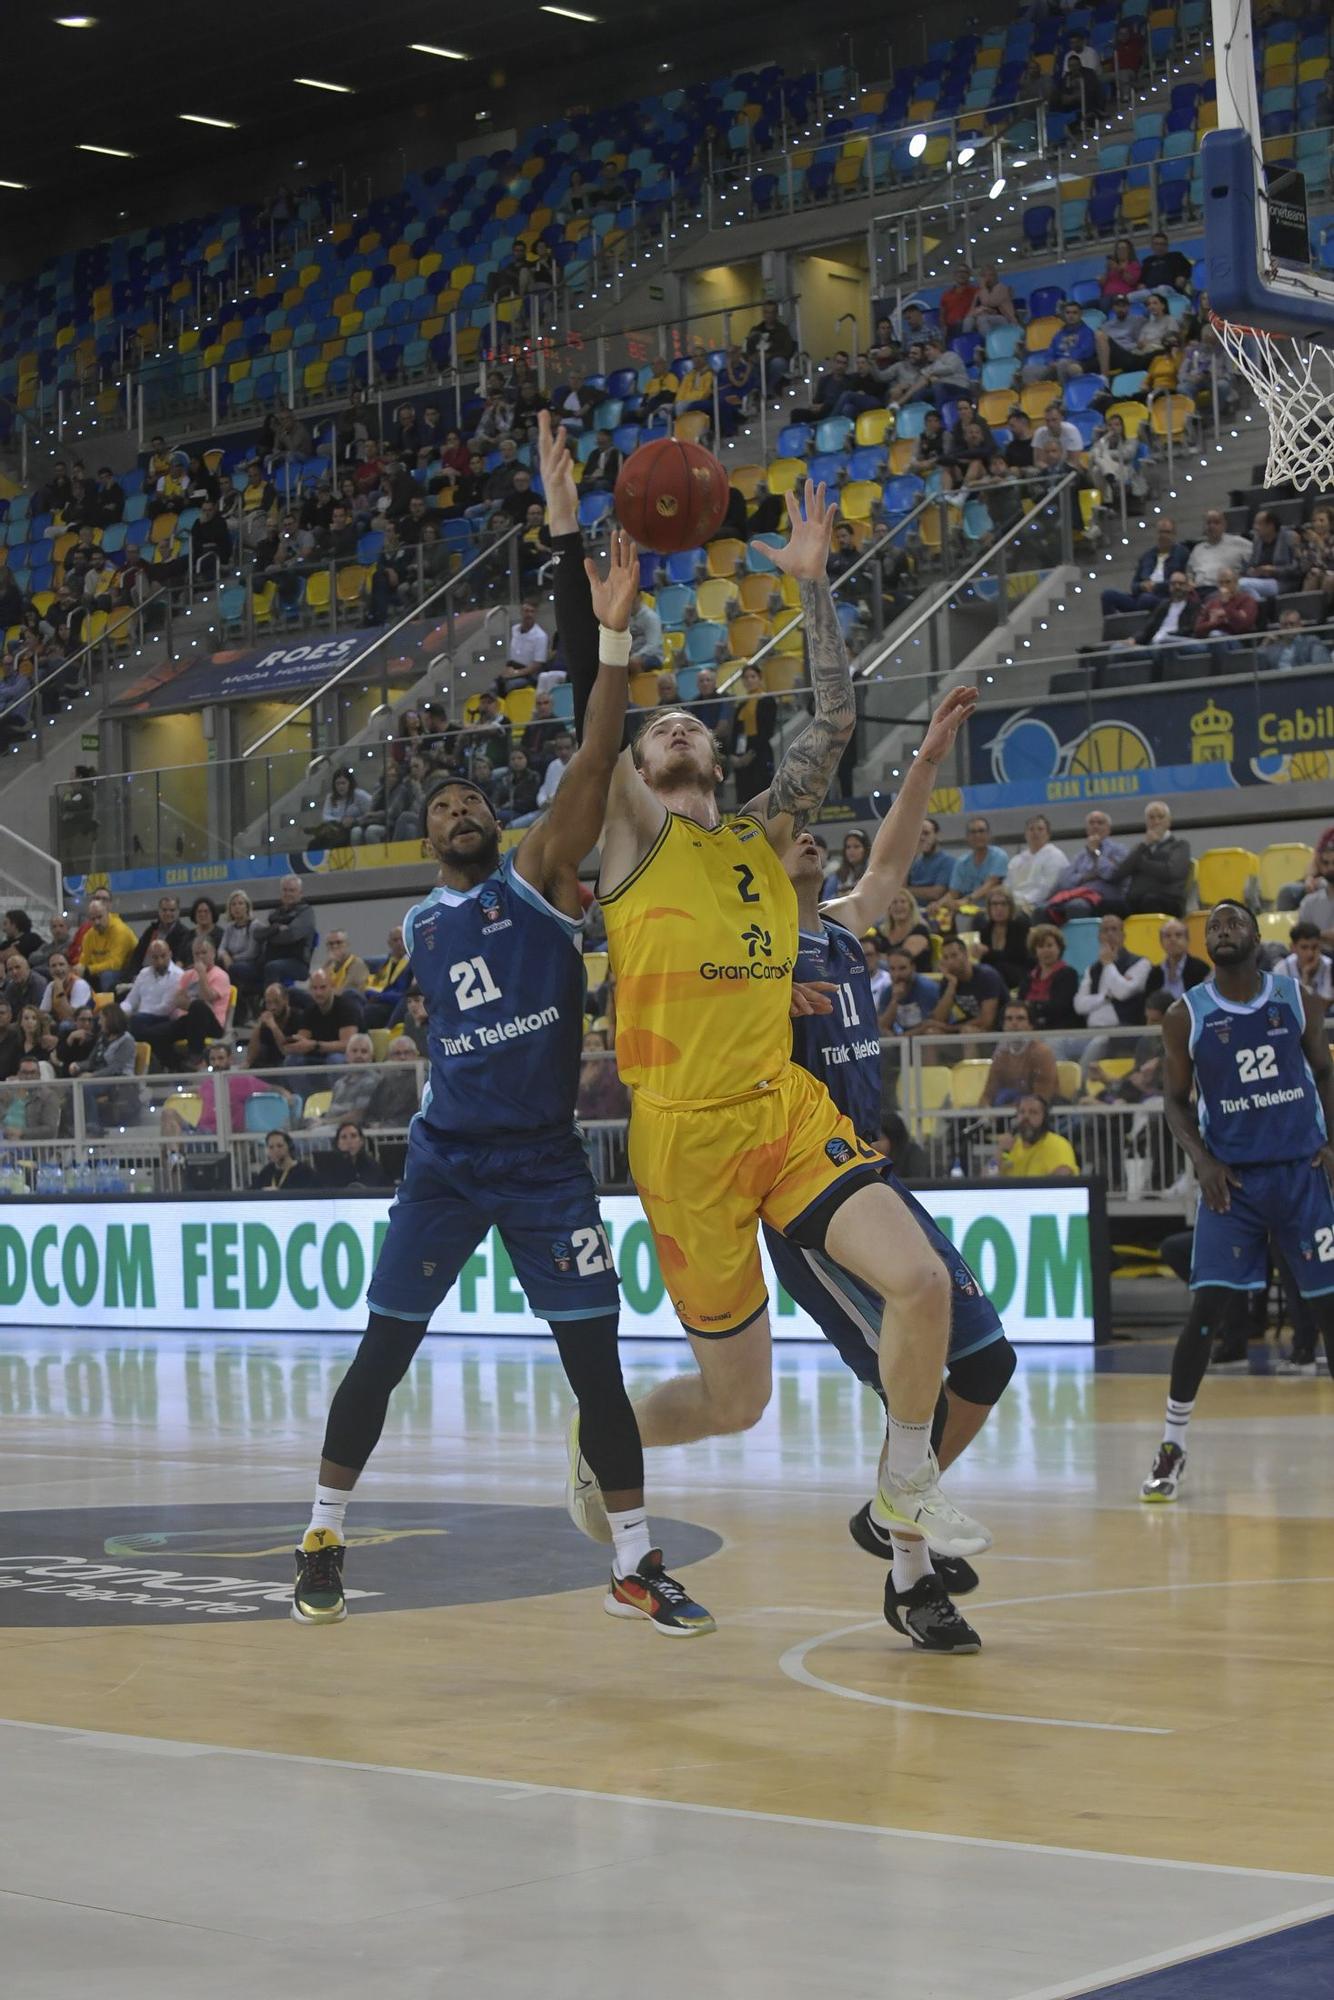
[2,1329,1333,1999]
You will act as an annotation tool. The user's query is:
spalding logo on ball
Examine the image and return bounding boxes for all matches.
[614,437,730,554]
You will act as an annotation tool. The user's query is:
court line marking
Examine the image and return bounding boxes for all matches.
[1007,1899,1334,2000]
[2,1714,1333,1888]
[778,1575,1334,1735]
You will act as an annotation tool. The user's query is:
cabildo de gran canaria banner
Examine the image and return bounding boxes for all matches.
[0,1190,1104,1343]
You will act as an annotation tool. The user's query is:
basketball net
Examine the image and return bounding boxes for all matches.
[1209,310,1334,493]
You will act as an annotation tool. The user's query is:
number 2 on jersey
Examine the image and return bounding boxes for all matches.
[1235,1044,1278,1083]
[449,955,502,1011]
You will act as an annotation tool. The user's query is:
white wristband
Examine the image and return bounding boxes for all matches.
[598,625,632,666]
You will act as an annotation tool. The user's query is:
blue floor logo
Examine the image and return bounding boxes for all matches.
[0,1503,722,1627]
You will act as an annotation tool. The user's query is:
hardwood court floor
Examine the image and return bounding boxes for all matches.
[2,1329,1332,1998]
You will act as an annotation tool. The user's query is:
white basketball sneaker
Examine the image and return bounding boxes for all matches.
[1140,1441,1187,1503]
[871,1451,992,1558]
[565,1412,612,1543]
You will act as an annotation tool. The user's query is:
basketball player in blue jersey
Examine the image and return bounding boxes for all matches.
[1141,899,1334,1501]
[772,684,1018,1653]
[292,502,713,1637]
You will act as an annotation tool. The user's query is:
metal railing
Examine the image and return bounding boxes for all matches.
[5,582,173,764]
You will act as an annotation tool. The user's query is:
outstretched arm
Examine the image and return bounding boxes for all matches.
[824,683,977,935]
[538,410,603,745]
[744,481,855,851]
[514,531,638,901]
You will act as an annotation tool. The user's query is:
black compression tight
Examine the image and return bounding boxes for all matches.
[1168,1288,1249,1405]
[322,1309,644,1494]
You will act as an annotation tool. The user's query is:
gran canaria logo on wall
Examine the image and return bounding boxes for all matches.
[0,1503,721,1627]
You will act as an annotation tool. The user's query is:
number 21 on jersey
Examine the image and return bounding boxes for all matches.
[449,955,502,1011]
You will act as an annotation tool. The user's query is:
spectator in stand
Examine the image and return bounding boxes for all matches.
[1296,835,1334,944]
[0,1055,64,1143]
[367,1034,426,1124]
[628,593,664,674]
[520,688,563,768]
[822,829,870,900]
[30,915,72,978]
[1196,568,1258,641]
[0,659,31,748]
[490,747,540,823]
[1135,570,1204,647]
[867,892,926,979]
[906,816,954,909]
[812,351,870,421]
[190,500,232,583]
[977,888,1032,990]
[966,265,1017,333]
[930,935,1007,1034]
[896,299,940,344]
[674,354,716,419]
[1074,911,1150,1036]
[577,1025,631,1121]
[123,937,185,1048]
[1281,922,1334,1010]
[1094,293,1150,379]
[0,997,20,1081]
[500,601,551,689]
[74,893,137,992]
[727,663,777,797]
[159,1041,280,1139]
[1301,505,1334,600]
[161,934,231,1061]
[744,302,795,392]
[716,346,755,433]
[1100,238,1142,302]
[218,890,263,995]
[321,929,369,995]
[458,691,510,775]
[877,948,941,1038]
[3,909,44,961]
[1260,608,1332,672]
[306,1034,381,1129]
[874,1109,928,1178]
[253,1129,317,1191]
[1043,809,1129,921]
[311,767,372,846]
[1187,508,1254,591]
[881,342,927,409]
[1145,917,1209,1004]
[1023,300,1098,385]
[1238,509,1305,602]
[38,952,91,1024]
[1135,232,1194,298]
[1005,813,1069,913]
[1100,516,1190,615]
[253,876,316,984]
[918,334,972,402]
[282,966,359,1070]
[1090,413,1149,510]
[1132,292,1177,357]
[1033,401,1084,464]
[944,815,1009,918]
[980,1000,1061,1106]
[997,1093,1078,1177]
[361,926,411,1028]
[1107,799,1192,916]
[939,266,977,336]
[1019,924,1081,1029]
[1086,988,1173,1103]
[322,1119,388,1188]
[90,465,126,526]
[581,430,622,491]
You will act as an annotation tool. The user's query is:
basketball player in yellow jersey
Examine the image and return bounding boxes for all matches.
[588,473,989,1560]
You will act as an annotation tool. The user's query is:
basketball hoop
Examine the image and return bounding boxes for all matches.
[1209,310,1334,493]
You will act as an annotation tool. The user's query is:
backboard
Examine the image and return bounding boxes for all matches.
[1201,0,1334,338]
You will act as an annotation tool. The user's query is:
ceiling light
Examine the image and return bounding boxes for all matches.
[410,42,468,59]
[540,5,598,18]
[0,178,29,189]
[180,113,238,129]
[55,14,97,24]
[908,131,927,158]
[294,76,353,93]
[956,145,976,167]
[989,175,1007,200]
[78,143,133,157]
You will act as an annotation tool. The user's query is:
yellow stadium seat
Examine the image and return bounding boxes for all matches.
[1187,909,1210,960]
[629,670,660,706]
[583,951,610,989]
[773,620,805,658]
[304,1091,334,1122]
[304,571,332,620]
[52,530,78,562]
[170,1094,204,1129]
[449,263,476,289]
[1196,846,1259,906]
[269,327,293,352]
[367,1028,392,1063]
[336,563,367,605]
[706,538,746,579]
[662,629,685,665]
[178,327,200,356]
[727,614,771,657]
[777,572,801,610]
[913,1064,953,1137]
[1024,315,1063,352]
[1196,104,1219,133]
[887,439,918,475]
[834,156,864,190]
[855,408,894,447]
[839,480,880,521]
[83,610,109,645]
[1107,400,1150,436]
[949,1059,990,1108]
[674,412,710,444]
[728,463,766,500]
[695,577,738,621]
[1056,1059,1082,1102]
[303,361,329,393]
[1150,394,1194,442]
[418,251,443,279]
[252,581,276,627]
[321,338,346,362]
[1257,910,1294,950]
[1020,382,1059,420]
[1297,56,1328,83]
[134,1042,152,1077]
[917,506,944,553]
[227,360,251,384]
[339,311,364,337]
[202,343,225,367]
[1258,842,1312,905]
[1121,187,1153,226]
[502,684,537,727]
[766,457,807,495]
[1123,913,1172,961]
[738,573,778,615]
[149,512,178,544]
[979,389,1015,427]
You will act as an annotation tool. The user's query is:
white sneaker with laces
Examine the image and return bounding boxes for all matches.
[565,1413,612,1543]
[871,1450,991,1558]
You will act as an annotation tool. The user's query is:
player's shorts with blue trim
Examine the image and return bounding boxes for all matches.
[367,1121,619,1324]
[763,1168,1003,1390]
[1190,1158,1334,1298]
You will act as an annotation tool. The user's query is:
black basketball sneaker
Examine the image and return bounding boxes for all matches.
[884,1574,982,1653]
[292,1528,347,1623]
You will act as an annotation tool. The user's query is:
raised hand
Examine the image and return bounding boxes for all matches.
[919,684,978,767]
[537,409,578,537]
[768,478,838,582]
[585,529,639,635]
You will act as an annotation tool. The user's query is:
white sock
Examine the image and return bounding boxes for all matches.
[607,1507,652,1580]
[890,1534,934,1594]
[1163,1399,1193,1449]
[308,1485,350,1542]
[881,1414,931,1485]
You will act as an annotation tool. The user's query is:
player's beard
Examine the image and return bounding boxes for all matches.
[437,821,500,873]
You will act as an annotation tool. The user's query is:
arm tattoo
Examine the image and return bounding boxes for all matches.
[761,576,856,833]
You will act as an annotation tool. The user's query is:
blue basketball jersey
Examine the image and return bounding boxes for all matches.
[404,852,584,1141]
[1185,971,1325,1166]
[790,920,882,1143]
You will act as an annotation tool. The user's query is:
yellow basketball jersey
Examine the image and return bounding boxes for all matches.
[600,810,798,1106]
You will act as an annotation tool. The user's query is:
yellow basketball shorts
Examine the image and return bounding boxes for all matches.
[628,1062,881,1338]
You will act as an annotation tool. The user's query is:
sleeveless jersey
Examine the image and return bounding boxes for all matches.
[600,810,797,1105]
[404,851,583,1141]
[1185,971,1325,1165]
[790,919,882,1142]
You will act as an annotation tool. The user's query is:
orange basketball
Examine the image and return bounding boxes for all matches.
[613,436,731,554]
